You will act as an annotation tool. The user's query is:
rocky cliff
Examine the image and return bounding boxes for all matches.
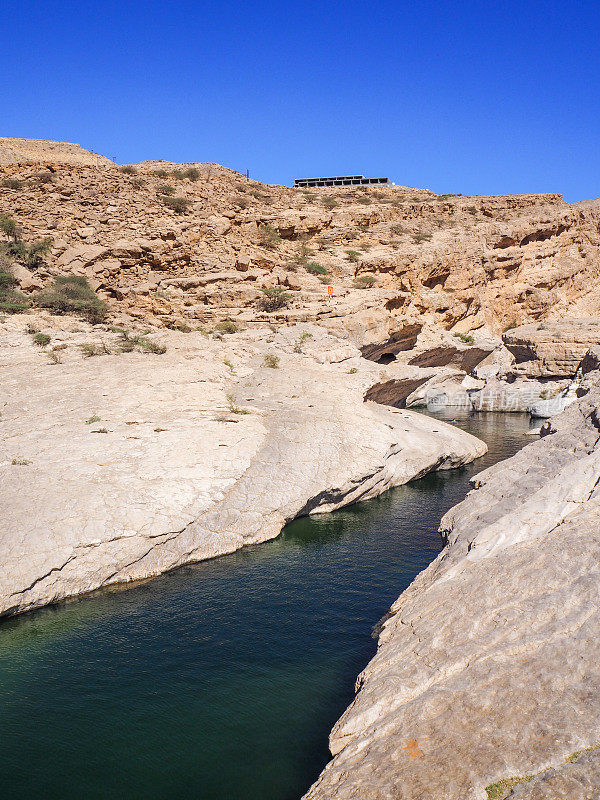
[2,140,600,357]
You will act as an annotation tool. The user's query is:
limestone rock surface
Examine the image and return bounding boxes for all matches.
[304,361,600,800]
[503,318,600,377]
[0,315,485,617]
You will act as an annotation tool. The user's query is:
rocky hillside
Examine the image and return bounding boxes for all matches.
[0,137,113,166]
[1,140,600,357]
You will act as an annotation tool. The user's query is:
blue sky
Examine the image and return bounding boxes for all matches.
[2,0,599,200]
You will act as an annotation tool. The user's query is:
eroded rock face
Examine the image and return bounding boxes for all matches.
[304,361,600,800]
[2,140,600,341]
[503,318,600,377]
[0,315,485,617]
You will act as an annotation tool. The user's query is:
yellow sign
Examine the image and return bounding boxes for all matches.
[327,285,333,295]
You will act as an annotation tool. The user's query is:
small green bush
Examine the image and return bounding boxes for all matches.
[80,342,111,357]
[35,275,107,323]
[412,232,433,243]
[171,169,185,180]
[454,332,474,344]
[306,262,328,275]
[154,169,169,177]
[0,213,21,241]
[293,331,313,352]
[1,178,23,189]
[345,250,361,263]
[226,392,250,415]
[25,238,53,267]
[258,286,292,312]
[119,165,138,174]
[353,274,376,288]
[321,196,338,209]
[32,332,51,347]
[130,177,145,189]
[117,330,166,354]
[162,195,191,213]
[157,184,175,195]
[257,224,281,249]
[0,260,29,313]
[390,224,407,235]
[184,167,200,181]
[213,320,238,334]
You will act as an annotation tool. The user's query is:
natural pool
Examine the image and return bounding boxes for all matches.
[0,410,532,800]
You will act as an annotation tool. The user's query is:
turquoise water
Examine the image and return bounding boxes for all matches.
[0,410,532,800]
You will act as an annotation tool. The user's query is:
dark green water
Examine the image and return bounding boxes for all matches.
[0,410,532,800]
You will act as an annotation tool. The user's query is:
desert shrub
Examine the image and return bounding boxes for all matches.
[258,286,292,312]
[357,196,372,205]
[167,320,192,333]
[46,347,63,364]
[136,336,167,354]
[263,353,280,368]
[345,249,361,262]
[293,331,313,352]
[35,171,53,184]
[162,195,191,213]
[213,320,238,334]
[352,274,376,288]
[35,275,107,323]
[25,238,53,267]
[171,169,185,180]
[0,260,29,313]
[257,224,281,249]
[0,213,21,241]
[288,241,313,270]
[412,232,433,243]
[116,330,167,354]
[130,177,145,189]
[80,342,111,357]
[184,167,200,181]
[1,178,23,189]
[390,224,407,235]
[157,184,175,195]
[226,392,250,415]
[119,165,138,175]
[348,367,358,374]
[154,169,169,177]
[32,332,51,347]
[358,243,372,251]
[306,261,328,275]
[321,196,337,209]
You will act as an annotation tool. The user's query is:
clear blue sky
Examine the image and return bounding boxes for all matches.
[2,0,599,200]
